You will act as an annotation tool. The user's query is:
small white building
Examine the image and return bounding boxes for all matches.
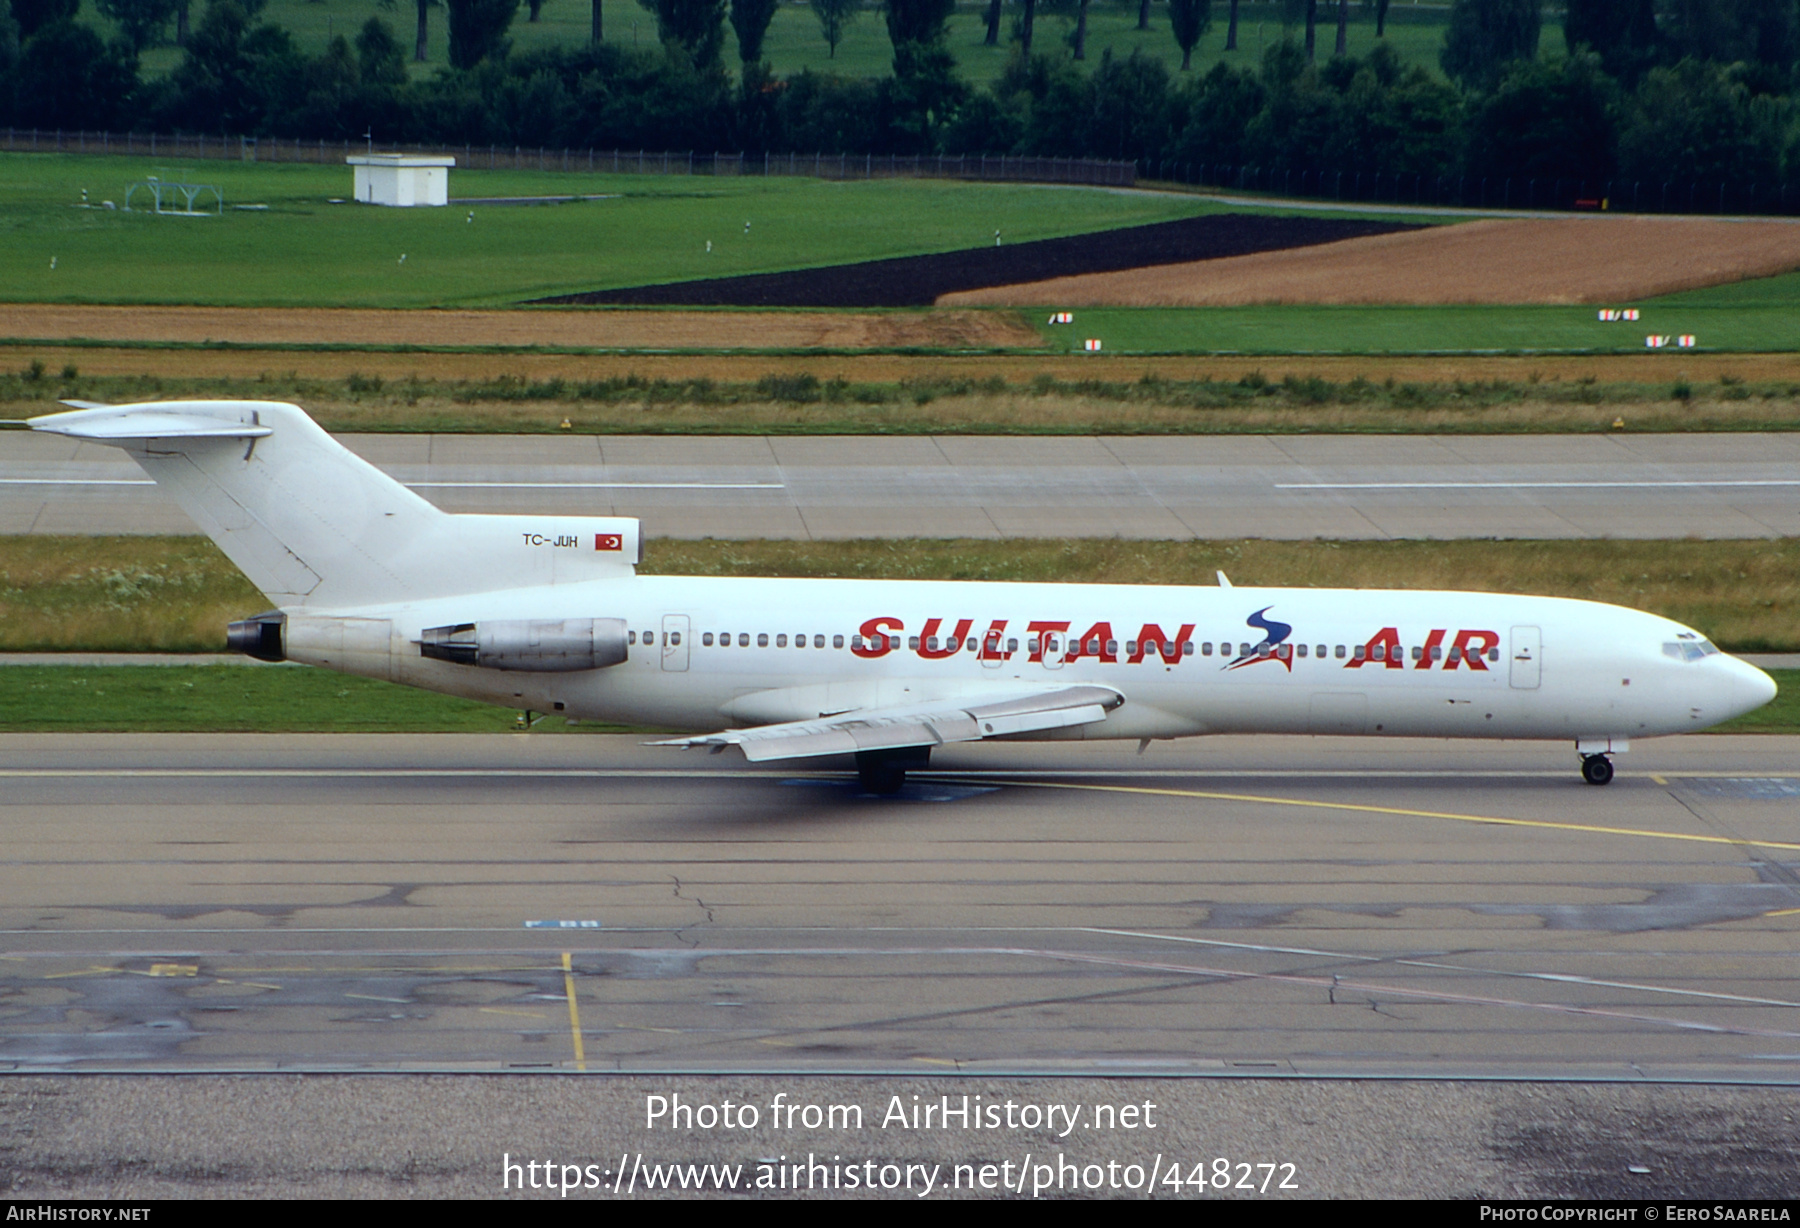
[346,154,455,207]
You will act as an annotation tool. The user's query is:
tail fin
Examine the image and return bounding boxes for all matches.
[31,400,640,610]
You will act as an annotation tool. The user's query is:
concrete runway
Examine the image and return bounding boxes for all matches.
[6,430,1800,539]
[4,732,1798,1082]
[6,732,1800,1197]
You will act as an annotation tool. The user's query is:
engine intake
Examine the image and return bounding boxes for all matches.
[226,611,287,662]
[418,618,627,672]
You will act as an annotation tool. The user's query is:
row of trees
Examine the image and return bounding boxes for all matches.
[4,0,1800,196]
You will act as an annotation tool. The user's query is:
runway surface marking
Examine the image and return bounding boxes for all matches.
[1081,928,1800,1010]
[1277,480,1800,490]
[19,938,1800,1013]
[0,478,782,490]
[3,766,1795,780]
[974,779,1800,854]
[1016,947,1800,1043]
[561,951,587,1073]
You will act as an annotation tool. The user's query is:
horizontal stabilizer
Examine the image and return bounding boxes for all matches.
[33,403,273,440]
[652,684,1123,762]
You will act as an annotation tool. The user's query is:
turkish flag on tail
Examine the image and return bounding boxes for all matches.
[595,533,622,551]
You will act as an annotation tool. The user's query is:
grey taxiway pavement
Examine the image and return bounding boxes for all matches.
[4,732,1797,1082]
[5,732,1800,1197]
[7,430,1800,539]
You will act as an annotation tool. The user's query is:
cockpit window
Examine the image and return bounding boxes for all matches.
[1662,639,1720,662]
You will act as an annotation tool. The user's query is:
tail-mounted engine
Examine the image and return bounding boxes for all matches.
[417,618,628,672]
[226,611,287,662]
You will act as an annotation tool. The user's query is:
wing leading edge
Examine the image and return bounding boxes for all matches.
[651,685,1125,762]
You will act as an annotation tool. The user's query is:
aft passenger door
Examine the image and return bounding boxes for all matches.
[660,614,689,672]
[1510,626,1540,689]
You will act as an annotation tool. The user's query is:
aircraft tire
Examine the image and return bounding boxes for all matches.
[1580,755,1615,786]
[858,764,907,796]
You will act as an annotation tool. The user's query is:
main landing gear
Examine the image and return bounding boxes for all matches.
[856,747,931,796]
[1580,754,1615,786]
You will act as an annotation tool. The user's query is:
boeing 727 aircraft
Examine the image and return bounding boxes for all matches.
[28,400,1777,793]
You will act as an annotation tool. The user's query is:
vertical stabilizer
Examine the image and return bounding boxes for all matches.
[29,400,639,608]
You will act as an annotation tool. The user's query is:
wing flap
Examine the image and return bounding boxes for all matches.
[653,685,1122,763]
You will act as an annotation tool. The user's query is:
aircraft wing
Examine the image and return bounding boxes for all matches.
[650,685,1125,762]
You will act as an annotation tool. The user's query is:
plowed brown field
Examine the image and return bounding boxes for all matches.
[939,217,1800,307]
[0,306,1038,351]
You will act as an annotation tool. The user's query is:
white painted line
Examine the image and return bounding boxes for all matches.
[1278,480,1800,490]
[404,481,784,490]
[0,478,784,490]
[1083,927,1800,1011]
[0,767,1791,780]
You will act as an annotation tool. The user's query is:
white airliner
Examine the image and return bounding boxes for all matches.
[27,400,1777,792]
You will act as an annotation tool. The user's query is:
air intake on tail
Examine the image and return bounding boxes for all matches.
[417,619,628,672]
[226,611,287,662]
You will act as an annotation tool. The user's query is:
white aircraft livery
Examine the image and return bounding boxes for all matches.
[29,400,1778,793]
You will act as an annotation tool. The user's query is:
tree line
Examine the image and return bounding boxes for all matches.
[2,0,1799,196]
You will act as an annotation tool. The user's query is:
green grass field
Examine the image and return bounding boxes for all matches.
[0,154,1235,307]
[6,535,1797,652]
[1044,303,1800,355]
[87,0,1491,90]
[0,663,626,730]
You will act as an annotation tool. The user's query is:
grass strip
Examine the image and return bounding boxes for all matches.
[3,536,1797,652]
[6,367,1800,435]
[0,664,633,732]
[0,663,1788,735]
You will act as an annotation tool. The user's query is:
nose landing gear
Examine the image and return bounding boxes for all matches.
[1580,754,1615,786]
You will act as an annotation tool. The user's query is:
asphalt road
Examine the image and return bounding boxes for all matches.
[6,431,1800,540]
[4,732,1799,1197]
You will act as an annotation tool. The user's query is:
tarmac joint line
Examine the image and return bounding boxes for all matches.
[966,778,1800,853]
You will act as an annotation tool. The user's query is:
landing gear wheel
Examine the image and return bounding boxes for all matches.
[858,763,907,795]
[1581,754,1614,786]
[855,747,930,797]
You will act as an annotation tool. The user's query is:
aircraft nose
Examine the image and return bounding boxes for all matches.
[1729,659,1778,717]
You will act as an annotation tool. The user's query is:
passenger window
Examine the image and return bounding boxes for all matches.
[757,633,769,647]
[670,632,680,646]
[795,633,805,647]
[1297,644,1307,657]
[644,631,655,646]
[1354,645,1366,660]
[1201,642,1212,656]
[814,635,824,648]
[738,633,749,647]
[1008,638,1018,652]
[1431,645,1442,660]
[1183,641,1194,656]
[1488,648,1499,662]
[1336,645,1346,659]
[833,635,844,649]
[926,636,939,651]
[628,630,637,645]
[703,633,714,646]
[776,634,787,647]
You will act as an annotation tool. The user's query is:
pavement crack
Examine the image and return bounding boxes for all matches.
[669,876,716,925]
